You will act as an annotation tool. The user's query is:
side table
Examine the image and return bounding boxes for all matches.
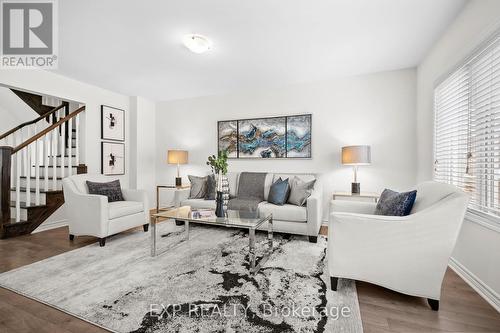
[156,185,191,213]
[332,191,380,203]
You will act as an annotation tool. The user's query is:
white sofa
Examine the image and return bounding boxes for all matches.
[62,174,149,246]
[174,172,323,242]
[328,181,469,310]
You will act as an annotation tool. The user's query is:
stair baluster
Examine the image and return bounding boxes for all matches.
[68,117,73,176]
[59,108,65,179]
[75,114,80,167]
[44,132,49,192]
[52,117,58,191]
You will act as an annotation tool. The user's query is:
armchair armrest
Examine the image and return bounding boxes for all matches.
[306,183,323,236]
[173,188,190,207]
[64,191,109,237]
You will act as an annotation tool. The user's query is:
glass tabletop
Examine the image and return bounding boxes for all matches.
[151,206,271,229]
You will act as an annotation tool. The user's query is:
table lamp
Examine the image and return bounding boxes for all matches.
[342,145,371,194]
[168,150,188,186]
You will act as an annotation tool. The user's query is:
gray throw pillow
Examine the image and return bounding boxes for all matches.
[86,180,124,202]
[268,178,290,206]
[188,175,207,199]
[204,174,216,200]
[375,189,417,216]
[288,176,316,206]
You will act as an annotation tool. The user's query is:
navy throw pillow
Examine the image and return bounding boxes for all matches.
[268,178,290,206]
[375,189,417,216]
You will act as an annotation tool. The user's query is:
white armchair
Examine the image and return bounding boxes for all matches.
[62,174,149,246]
[328,181,469,311]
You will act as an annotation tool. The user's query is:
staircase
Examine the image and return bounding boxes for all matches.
[0,103,86,238]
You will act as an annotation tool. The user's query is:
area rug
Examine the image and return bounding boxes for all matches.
[0,222,363,333]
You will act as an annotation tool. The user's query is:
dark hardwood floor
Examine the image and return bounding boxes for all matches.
[0,226,499,333]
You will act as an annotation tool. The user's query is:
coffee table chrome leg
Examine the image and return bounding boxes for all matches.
[249,228,256,272]
[268,216,273,250]
[185,219,190,240]
[151,216,157,257]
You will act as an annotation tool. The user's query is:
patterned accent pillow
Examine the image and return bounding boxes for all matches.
[268,177,291,206]
[288,176,316,206]
[188,175,207,199]
[86,180,124,202]
[375,189,417,216]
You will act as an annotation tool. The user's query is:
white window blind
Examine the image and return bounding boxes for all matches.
[434,33,500,217]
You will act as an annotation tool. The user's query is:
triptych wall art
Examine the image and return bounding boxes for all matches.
[218,114,312,159]
[101,105,125,175]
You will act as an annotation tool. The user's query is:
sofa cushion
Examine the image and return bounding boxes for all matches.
[227,172,239,198]
[188,175,207,199]
[205,174,216,200]
[108,201,144,220]
[258,202,307,222]
[272,173,316,184]
[268,178,290,205]
[181,198,216,210]
[288,176,316,206]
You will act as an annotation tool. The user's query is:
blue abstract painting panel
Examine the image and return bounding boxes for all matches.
[238,117,286,158]
[286,115,311,158]
[218,121,238,158]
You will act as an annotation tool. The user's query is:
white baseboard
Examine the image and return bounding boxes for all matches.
[32,219,68,233]
[449,257,500,313]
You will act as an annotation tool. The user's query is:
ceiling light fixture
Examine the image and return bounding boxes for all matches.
[182,34,212,54]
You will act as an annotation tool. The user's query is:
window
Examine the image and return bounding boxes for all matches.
[434,33,500,217]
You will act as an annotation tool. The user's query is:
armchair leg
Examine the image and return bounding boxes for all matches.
[308,236,318,243]
[143,224,149,232]
[99,238,106,247]
[69,234,74,241]
[428,298,439,311]
[330,277,338,291]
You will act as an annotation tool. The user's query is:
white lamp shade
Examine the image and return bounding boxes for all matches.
[167,150,188,164]
[342,145,371,165]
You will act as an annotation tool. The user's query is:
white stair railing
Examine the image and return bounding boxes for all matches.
[0,105,85,223]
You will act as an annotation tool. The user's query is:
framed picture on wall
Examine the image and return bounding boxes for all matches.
[217,114,312,159]
[101,142,125,175]
[101,105,125,141]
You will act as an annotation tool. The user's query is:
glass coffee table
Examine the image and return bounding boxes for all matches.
[150,206,273,274]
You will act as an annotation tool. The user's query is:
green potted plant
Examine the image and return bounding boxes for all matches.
[206,149,228,175]
[206,150,229,213]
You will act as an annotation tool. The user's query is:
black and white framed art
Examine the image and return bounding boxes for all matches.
[101,142,125,175]
[101,105,125,141]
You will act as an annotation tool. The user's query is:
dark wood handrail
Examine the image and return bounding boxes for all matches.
[0,104,66,141]
[12,106,85,154]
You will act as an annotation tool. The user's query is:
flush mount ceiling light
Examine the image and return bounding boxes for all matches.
[182,34,212,54]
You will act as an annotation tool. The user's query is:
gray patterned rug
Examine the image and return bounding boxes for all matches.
[0,222,362,333]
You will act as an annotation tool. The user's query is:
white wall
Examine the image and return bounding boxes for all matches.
[416,0,500,310]
[156,69,417,217]
[130,96,156,208]
[0,87,38,134]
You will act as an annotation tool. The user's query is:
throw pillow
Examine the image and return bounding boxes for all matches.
[375,189,417,216]
[188,175,207,199]
[204,174,216,200]
[288,176,316,206]
[86,180,124,202]
[268,177,290,205]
